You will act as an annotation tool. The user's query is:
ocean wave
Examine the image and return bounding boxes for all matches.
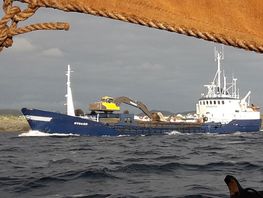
[14,176,65,192]
[0,177,22,186]
[185,184,217,192]
[154,154,186,161]
[116,163,187,173]
[115,161,261,174]
[77,170,118,179]
[13,168,119,192]
[53,169,119,180]
[0,147,22,152]
[48,158,75,166]
[69,147,94,151]
[130,150,161,155]
[177,194,225,198]
[65,194,140,198]
[65,193,112,198]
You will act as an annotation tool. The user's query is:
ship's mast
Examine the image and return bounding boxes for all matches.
[223,71,226,95]
[66,65,75,116]
[214,46,224,92]
[202,46,241,99]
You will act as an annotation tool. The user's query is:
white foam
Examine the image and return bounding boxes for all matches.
[204,131,255,137]
[117,135,130,137]
[165,131,184,135]
[166,131,250,136]
[232,131,243,135]
[18,130,80,137]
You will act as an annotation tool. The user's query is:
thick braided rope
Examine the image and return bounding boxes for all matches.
[0,0,69,52]
[19,0,263,53]
[10,22,70,35]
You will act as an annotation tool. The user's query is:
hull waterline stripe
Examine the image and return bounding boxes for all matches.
[26,115,52,122]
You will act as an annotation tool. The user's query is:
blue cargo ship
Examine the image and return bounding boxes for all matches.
[21,49,261,136]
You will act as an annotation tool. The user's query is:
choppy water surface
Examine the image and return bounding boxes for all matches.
[0,131,263,198]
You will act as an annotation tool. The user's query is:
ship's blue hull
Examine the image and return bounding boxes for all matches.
[21,108,261,136]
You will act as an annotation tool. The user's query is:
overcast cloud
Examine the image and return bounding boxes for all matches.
[1,7,263,114]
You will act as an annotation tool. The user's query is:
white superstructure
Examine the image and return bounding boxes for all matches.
[196,47,260,124]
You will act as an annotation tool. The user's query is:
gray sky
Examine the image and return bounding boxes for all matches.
[1,7,263,113]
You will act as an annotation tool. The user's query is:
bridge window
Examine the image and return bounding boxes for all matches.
[214,101,216,104]
[218,101,220,104]
[206,101,208,105]
[210,101,212,105]
[222,101,225,105]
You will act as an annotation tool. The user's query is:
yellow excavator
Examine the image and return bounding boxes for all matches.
[89,96,120,112]
[89,96,154,120]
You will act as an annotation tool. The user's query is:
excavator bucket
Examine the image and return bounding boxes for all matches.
[12,0,263,53]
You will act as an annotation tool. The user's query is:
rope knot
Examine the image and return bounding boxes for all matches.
[0,0,69,52]
[0,25,11,47]
[0,1,21,50]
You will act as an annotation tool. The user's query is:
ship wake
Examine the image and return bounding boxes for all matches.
[18,130,80,137]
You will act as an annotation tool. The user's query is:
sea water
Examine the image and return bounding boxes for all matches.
[0,131,263,198]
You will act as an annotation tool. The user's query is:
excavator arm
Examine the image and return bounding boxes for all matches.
[113,96,152,120]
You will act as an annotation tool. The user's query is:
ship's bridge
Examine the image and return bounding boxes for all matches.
[196,48,260,123]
